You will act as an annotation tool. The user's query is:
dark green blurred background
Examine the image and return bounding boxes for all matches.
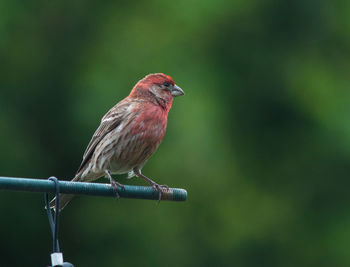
[1,0,350,266]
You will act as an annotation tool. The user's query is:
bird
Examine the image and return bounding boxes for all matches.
[50,73,184,211]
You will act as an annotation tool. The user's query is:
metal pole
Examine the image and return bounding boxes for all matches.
[0,176,187,201]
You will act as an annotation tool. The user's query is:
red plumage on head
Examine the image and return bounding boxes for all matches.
[138,73,175,86]
[129,73,175,112]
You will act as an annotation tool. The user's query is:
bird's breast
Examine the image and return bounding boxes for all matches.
[130,103,168,143]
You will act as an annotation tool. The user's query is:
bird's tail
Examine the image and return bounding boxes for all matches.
[49,174,82,211]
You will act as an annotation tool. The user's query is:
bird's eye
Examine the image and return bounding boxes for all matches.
[163,82,170,87]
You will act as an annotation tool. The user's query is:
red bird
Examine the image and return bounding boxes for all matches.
[50,73,184,210]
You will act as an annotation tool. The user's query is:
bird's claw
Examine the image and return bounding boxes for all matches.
[110,180,125,199]
[160,184,169,191]
[151,183,169,203]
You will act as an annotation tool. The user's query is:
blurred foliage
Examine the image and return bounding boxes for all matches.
[1,0,350,266]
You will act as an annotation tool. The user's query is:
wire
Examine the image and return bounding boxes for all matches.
[44,177,60,253]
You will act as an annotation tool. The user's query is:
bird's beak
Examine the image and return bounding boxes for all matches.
[171,84,185,97]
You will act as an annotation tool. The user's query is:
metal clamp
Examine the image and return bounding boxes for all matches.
[45,177,74,267]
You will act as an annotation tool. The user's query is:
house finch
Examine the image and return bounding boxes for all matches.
[50,73,184,210]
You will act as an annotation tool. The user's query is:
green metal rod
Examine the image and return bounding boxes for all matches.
[0,176,187,201]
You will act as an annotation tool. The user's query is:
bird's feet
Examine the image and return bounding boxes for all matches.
[132,169,169,203]
[105,170,125,198]
[109,179,125,198]
[150,183,169,203]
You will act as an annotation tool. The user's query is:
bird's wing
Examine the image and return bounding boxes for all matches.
[76,99,132,174]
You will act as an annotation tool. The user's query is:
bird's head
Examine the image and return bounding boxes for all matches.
[130,73,184,108]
